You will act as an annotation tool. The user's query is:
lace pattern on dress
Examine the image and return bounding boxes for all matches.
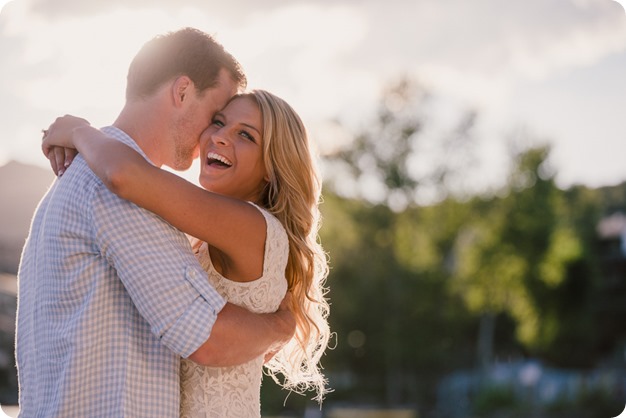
[180,204,289,418]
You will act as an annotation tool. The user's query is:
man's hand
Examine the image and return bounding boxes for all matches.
[265,292,296,363]
[189,292,296,367]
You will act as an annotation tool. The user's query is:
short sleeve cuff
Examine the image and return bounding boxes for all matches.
[160,266,227,358]
[160,294,227,358]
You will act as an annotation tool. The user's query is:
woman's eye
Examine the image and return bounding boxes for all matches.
[240,130,255,141]
[212,119,224,127]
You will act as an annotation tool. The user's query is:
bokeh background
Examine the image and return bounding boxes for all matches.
[1,0,626,417]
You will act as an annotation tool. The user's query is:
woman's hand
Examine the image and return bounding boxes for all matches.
[47,146,78,177]
[42,115,90,176]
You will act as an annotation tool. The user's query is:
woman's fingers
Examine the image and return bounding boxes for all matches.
[54,147,65,176]
[46,146,78,177]
[64,148,78,170]
[47,147,59,176]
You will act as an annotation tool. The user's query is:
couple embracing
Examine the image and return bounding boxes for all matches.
[16,27,331,417]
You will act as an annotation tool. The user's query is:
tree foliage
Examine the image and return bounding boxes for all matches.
[323,77,477,210]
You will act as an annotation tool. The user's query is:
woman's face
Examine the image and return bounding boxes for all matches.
[198,96,268,203]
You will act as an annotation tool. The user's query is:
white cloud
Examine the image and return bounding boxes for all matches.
[344,0,626,105]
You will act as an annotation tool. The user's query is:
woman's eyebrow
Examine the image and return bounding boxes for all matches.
[241,122,261,135]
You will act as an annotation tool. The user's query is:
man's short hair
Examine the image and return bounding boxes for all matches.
[126,27,247,100]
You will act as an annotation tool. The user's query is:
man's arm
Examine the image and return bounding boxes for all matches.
[189,294,295,367]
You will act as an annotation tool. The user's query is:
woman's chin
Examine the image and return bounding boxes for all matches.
[198,177,215,192]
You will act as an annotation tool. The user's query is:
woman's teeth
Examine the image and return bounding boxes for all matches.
[206,152,232,167]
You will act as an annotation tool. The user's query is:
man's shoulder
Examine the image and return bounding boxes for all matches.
[101,126,150,162]
[65,154,101,186]
[60,126,142,194]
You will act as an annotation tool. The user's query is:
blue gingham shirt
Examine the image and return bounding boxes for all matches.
[16,126,226,417]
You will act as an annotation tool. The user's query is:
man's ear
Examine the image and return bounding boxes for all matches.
[172,76,193,107]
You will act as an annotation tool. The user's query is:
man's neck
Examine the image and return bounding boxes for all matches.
[113,102,168,168]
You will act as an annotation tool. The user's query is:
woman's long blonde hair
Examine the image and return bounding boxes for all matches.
[243,90,331,402]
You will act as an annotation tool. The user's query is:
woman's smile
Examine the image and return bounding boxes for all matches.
[206,151,232,168]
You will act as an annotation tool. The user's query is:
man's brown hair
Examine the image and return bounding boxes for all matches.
[126,27,246,100]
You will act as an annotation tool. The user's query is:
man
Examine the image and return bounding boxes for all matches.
[16,28,294,417]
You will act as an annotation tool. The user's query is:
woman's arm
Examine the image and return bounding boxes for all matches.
[42,117,266,270]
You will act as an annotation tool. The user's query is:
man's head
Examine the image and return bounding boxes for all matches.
[123,28,247,170]
[126,27,246,101]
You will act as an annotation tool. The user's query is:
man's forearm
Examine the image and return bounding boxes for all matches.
[187,301,294,367]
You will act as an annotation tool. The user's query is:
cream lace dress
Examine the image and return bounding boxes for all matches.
[180,205,289,418]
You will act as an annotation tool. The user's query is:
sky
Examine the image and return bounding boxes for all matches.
[0,0,625,192]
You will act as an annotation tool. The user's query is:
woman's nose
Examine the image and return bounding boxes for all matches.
[211,130,229,146]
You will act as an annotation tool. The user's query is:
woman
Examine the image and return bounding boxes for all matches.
[42,90,331,417]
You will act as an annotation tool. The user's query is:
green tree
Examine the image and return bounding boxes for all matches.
[450,144,604,366]
[318,191,477,408]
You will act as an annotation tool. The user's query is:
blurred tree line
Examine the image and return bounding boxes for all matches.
[261,78,626,416]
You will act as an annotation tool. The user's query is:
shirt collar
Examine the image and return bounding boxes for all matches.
[101,126,156,167]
